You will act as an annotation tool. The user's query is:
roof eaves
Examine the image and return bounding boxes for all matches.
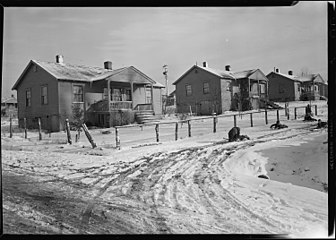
[173,65,197,85]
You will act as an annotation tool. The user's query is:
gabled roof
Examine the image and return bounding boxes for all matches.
[12,60,164,90]
[173,65,234,85]
[173,65,268,85]
[267,71,327,84]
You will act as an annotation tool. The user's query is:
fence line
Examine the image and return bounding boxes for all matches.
[114,106,319,149]
[4,104,318,150]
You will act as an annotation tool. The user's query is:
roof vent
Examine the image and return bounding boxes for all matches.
[56,55,64,64]
[288,70,293,75]
[203,61,208,68]
[275,68,279,73]
[225,65,231,71]
[104,61,112,70]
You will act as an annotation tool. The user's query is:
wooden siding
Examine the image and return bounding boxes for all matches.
[220,79,233,112]
[175,67,222,115]
[16,63,59,131]
[153,87,162,115]
[268,73,296,102]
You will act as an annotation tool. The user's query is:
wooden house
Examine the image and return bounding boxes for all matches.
[267,69,328,102]
[172,62,269,115]
[1,95,18,117]
[12,55,164,132]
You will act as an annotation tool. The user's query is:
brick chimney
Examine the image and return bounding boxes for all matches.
[288,70,293,75]
[225,65,231,71]
[56,55,64,64]
[202,61,208,68]
[104,61,112,70]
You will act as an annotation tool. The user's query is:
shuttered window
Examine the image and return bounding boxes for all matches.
[203,82,210,94]
[41,85,48,105]
[26,89,31,107]
[186,85,192,96]
[73,85,84,102]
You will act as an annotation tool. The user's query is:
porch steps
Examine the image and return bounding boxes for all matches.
[135,111,161,124]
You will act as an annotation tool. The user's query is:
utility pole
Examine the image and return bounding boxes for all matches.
[163,65,168,96]
[163,65,168,114]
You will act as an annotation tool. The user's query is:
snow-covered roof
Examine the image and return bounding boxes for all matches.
[12,60,164,90]
[173,65,268,85]
[1,96,17,104]
[268,72,327,84]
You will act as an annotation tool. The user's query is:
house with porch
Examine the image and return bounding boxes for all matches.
[267,69,328,102]
[172,62,269,115]
[12,55,164,132]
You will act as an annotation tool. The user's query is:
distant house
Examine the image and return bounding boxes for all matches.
[166,90,176,106]
[1,94,18,117]
[172,62,269,115]
[12,55,164,132]
[267,69,328,102]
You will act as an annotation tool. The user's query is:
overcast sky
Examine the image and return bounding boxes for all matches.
[2,2,327,98]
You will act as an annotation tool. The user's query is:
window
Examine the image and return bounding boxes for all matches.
[112,88,122,101]
[203,82,210,94]
[125,89,132,101]
[146,87,152,104]
[73,85,84,102]
[26,89,31,107]
[103,88,108,100]
[315,85,318,91]
[41,86,48,105]
[259,84,266,94]
[186,84,192,96]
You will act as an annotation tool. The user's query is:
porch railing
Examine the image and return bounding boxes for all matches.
[110,101,133,111]
[134,103,153,111]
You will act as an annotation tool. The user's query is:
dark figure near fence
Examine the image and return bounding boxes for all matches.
[304,104,317,121]
[228,127,250,142]
[270,120,288,130]
[228,126,240,142]
[317,119,328,128]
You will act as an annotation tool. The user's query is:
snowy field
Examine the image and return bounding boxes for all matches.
[1,100,331,237]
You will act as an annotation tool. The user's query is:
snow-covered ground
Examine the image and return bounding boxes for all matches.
[1,100,332,237]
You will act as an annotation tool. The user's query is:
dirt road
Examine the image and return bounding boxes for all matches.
[2,127,328,234]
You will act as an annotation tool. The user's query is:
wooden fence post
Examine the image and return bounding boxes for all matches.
[115,127,120,150]
[9,117,13,138]
[213,115,217,133]
[65,119,72,144]
[265,110,268,125]
[276,109,280,122]
[250,113,253,127]
[188,120,191,137]
[24,117,27,139]
[175,122,178,141]
[315,105,317,116]
[155,124,159,142]
[294,108,297,120]
[82,123,97,148]
[233,115,237,127]
[38,118,42,140]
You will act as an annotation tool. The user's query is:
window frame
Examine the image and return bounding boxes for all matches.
[41,85,48,105]
[185,84,192,96]
[203,82,210,94]
[259,83,266,94]
[145,87,152,104]
[26,88,32,107]
[72,84,84,103]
